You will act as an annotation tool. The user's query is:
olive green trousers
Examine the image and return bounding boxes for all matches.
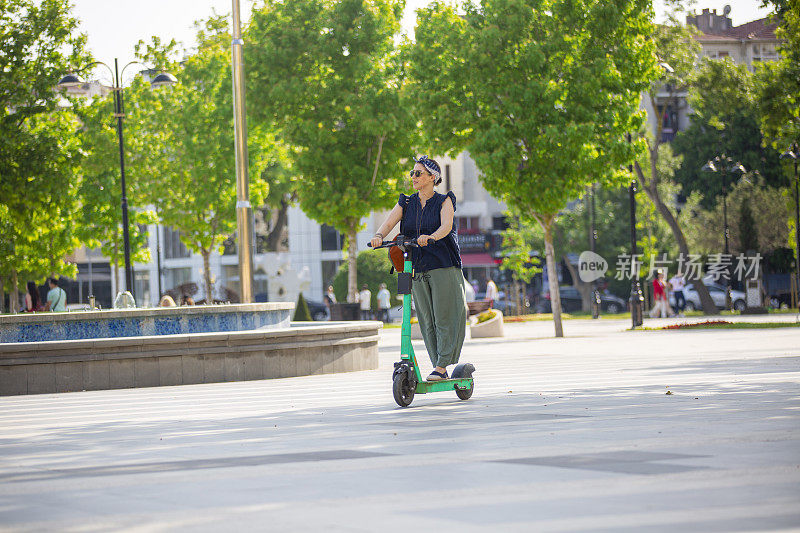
[412,267,467,369]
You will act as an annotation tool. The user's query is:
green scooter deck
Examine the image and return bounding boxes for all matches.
[415,378,473,394]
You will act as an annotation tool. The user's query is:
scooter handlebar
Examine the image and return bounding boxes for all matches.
[367,237,418,249]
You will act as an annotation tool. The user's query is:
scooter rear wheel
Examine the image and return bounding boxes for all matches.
[393,373,415,407]
[455,382,474,400]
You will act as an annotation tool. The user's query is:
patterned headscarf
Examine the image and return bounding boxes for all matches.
[416,155,441,184]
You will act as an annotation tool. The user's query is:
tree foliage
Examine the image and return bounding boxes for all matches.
[74,84,155,290]
[673,58,784,209]
[132,22,279,303]
[408,0,658,335]
[246,0,417,302]
[0,0,90,309]
[332,249,397,309]
[757,0,800,148]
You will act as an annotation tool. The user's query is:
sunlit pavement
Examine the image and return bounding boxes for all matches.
[0,317,798,532]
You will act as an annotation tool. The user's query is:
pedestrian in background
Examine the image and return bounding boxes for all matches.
[159,295,177,307]
[43,278,66,312]
[22,281,43,312]
[485,277,499,305]
[669,272,686,317]
[376,283,391,322]
[649,270,669,318]
[359,284,372,320]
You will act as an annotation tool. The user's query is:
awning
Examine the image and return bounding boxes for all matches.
[461,253,500,267]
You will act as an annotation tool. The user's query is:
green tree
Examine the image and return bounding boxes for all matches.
[332,250,397,310]
[74,86,155,291]
[408,0,657,336]
[757,0,800,149]
[133,23,276,303]
[0,0,90,311]
[683,178,790,256]
[673,58,784,209]
[247,0,417,302]
[632,4,723,314]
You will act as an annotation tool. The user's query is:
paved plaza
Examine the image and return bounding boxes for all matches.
[0,316,798,532]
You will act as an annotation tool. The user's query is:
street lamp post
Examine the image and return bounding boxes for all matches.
[231,0,254,304]
[589,182,600,319]
[702,155,746,310]
[627,133,644,328]
[780,143,800,310]
[58,61,176,305]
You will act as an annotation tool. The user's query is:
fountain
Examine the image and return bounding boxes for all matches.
[0,303,380,396]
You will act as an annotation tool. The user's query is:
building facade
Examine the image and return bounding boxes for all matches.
[645,6,780,142]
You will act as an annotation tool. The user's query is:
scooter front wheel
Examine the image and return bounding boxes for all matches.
[393,373,415,407]
[456,382,474,400]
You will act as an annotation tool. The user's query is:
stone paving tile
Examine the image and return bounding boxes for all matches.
[0,319,796,532]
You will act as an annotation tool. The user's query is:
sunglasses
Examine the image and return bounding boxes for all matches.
[409,169,430,178]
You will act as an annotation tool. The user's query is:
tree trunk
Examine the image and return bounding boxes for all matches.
[201,249,213,304]
[10,269,19,314]
[635,160,717,315]
[0,275,5,314]
[347,223,358,303]
[265,197,290,252]
[563,258,593,312]
[112,242,120,297]
[540,216,563,337]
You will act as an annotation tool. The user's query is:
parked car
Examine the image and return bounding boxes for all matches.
[306,300,330,321]
[537,286,628,314]
[669,282,746,312]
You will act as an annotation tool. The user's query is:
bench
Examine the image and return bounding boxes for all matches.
[467,300,492,316]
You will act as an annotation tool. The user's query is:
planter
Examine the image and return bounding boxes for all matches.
[469,309,504,338]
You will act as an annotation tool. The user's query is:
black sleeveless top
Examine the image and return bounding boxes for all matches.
[398,191,462,272]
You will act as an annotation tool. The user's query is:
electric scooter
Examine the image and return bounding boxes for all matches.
[369,235,475,407]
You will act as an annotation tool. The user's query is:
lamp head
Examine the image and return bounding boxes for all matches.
[659,62,675,74]
[150,72,177,88]
[56,72,84,89]
[780,150,797,161]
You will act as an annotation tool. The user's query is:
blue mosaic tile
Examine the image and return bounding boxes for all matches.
[218,313,235,332]
[2,308,292,343]
[73,320,103,340]
[240,313,255,331]
[154,317,182,336]
[258,312,272,328]
[187,314,215,334]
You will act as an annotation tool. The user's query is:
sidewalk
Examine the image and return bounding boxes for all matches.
[0,320,797,531]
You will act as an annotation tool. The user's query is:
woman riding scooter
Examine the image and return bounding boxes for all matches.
[370,156,466,381]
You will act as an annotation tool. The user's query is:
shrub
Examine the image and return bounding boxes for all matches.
[293,292,312,321]
[475,310,497,324]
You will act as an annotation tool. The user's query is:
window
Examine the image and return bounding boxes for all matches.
[321,260,342,291]
[165,267,192,291]
[492,216,509,231]
[221,265,240,299]
[253,267,269,300]
[455,216,480,234]
[134,271,151,305]
[163,227,190,259]
[320,224,344,251]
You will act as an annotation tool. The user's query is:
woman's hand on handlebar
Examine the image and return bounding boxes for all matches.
[370,235,383,248]
[417,234,433,247]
